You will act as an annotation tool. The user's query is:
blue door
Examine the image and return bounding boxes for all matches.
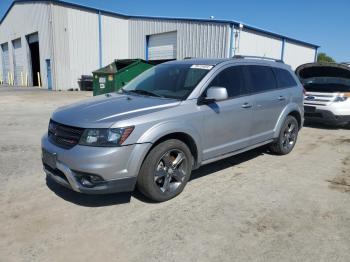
[46,59,52,90]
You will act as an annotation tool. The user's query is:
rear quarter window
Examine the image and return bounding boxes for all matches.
[245,65,277,93]
[273,67,297,88]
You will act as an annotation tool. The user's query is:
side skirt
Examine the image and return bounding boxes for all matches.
[200,139,274,166]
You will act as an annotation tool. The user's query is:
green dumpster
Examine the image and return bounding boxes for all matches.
[92,59,153,96]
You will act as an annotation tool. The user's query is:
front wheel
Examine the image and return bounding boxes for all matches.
[137,139,193,202]
[269,115,299,155]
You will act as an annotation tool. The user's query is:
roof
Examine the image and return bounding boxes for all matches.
[163,58,228,66]
[1,0,320,49]
[161,57,291,70]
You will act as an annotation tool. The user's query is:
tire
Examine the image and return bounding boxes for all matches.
[269,115,299,155]
[137,139,193,202]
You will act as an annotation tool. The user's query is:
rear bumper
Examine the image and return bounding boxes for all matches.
[304,107,350,125]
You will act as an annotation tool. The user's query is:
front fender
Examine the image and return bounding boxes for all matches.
[137,120,203,164]
[273,103,303,138]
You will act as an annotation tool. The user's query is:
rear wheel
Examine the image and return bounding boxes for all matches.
[137,139,193,202]
[270,115,299,155]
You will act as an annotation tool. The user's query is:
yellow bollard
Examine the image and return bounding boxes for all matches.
[7,72,10,85]
[37,72,42,88]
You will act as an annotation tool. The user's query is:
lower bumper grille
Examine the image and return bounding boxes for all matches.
[43,163,69,183]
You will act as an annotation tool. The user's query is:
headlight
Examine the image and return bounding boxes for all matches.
[333,92,350,102]
[79,126,134,147]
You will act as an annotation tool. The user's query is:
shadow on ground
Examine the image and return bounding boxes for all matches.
[190,147,266,181]
[46,147,266,206]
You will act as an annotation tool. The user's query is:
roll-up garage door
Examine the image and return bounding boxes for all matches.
[1,43,10,84]
[148,31,177,60]
[12,38,24,85]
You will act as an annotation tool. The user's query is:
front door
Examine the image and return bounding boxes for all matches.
[200,65,254,161]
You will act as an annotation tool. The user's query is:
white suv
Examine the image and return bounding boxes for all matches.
[296,63,350,126]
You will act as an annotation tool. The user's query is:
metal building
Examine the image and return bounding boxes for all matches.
[0,0,319,90]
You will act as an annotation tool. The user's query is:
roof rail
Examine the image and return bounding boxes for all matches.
[232,55,284,63]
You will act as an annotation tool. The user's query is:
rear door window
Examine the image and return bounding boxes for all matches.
[245,65,277,93]
[208,66,248,98]
[273,67,297,88]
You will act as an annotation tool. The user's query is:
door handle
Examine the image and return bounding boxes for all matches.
[278,96,286,101]
[241,102,252,109]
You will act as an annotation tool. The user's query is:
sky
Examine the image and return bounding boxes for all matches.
[0,0,349,62]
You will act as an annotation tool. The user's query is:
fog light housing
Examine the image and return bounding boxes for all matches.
[76,173,104,188]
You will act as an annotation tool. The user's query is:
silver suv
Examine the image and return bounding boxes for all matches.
[42,57,304,202]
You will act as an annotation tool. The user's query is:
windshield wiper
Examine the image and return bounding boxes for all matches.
[127,89,162,97]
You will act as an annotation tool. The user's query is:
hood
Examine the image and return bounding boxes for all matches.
[51,93,181,128]
[296,63,350,93]
[296,63,350,82]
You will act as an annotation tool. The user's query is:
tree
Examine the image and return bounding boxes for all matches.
[317,52,336,63]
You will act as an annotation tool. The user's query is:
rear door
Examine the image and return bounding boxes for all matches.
[245,65,289,144]
[200,65,254,160]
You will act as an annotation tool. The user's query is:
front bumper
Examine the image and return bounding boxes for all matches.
[304,107,350,125]
[41,134,151,194]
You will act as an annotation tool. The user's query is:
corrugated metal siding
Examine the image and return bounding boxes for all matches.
[236,29,283,59]
[129,19,230,59]
[0,2,52,87]
[1,43,9,83]
[101,15,129,64]
[66,7,99,88]
[12,38,25,85]
[51,4,70,90]
[52,6,130,90]
[283,41,316,70]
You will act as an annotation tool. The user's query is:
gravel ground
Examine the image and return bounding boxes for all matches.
[0,87,350,262]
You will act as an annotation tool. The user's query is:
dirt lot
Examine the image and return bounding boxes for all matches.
[0,87,350,262]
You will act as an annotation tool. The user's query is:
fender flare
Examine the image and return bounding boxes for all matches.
[273,103,303,138]
[137,120,203,164]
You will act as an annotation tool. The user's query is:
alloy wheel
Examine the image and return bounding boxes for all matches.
[154,149,188,193]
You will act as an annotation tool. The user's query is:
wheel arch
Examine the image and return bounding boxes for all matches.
[148,132,199,168]
[137,121,202,169]
[273,104,303,138]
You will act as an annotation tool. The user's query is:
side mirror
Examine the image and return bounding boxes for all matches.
[198,86,228,105]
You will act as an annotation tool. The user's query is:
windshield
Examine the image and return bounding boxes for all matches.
[303,77,350,93]
[121,63,211,100]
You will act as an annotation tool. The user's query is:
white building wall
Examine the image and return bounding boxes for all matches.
[0,2,52,87]
[101,15,129,65]
[283,41,316,69]
[66,7,99,89]
[51,4,70,90]
[0,1,318,89]
[129,19,230,60]
[52,6,130,90]
[236,29,283,59]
